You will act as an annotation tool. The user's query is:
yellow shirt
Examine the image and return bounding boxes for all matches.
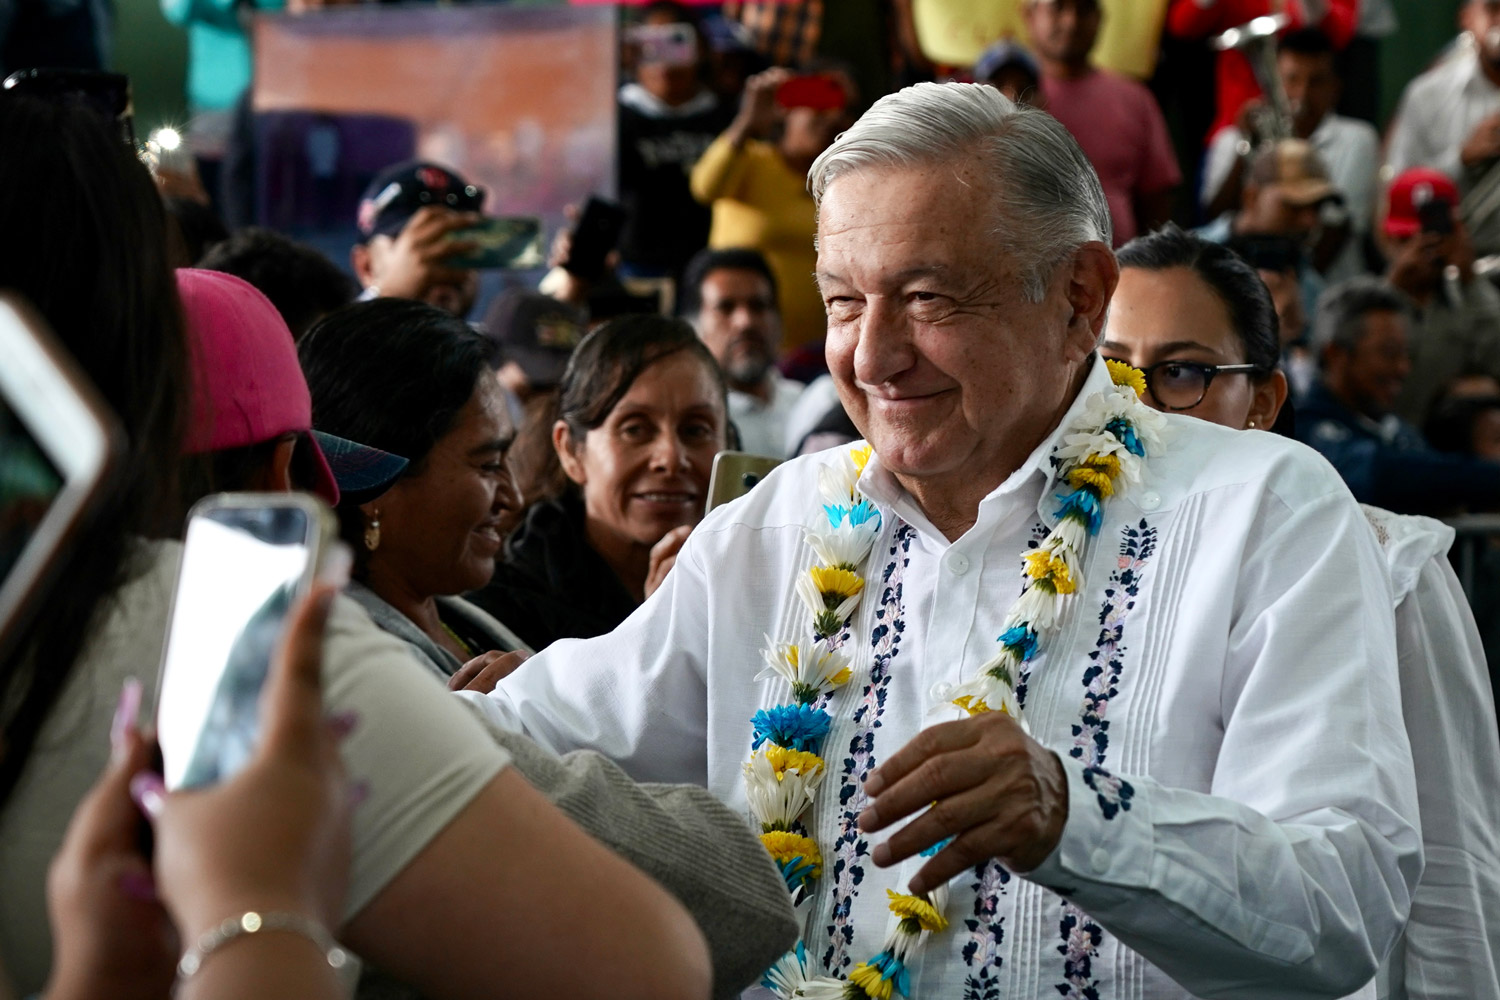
[690,134,825,350]
[911,0,1170,80]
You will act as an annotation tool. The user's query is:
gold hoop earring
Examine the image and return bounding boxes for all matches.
[364,514,382,552]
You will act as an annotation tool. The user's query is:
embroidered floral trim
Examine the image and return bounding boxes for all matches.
[960,859,1012,999]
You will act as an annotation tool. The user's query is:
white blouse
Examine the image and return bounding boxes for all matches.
[468,360,1421,999]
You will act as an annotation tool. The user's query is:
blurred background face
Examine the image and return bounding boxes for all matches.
[1257,266,1306,348]
[1278,50,1340,138]
[1025,0,1101,66]
[695,267,780,388]
[632,11,704,107]
[1327,310,1412,417]
[1242,184,1322,240]
[780,73,856,161]
[560,351,727,550]
[365,375,519,596]
[1466,0,1500,67]
[1102,266,1260,428]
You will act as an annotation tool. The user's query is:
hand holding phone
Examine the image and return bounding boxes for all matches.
[561,197,626,282]
[706,452,782,512]
[445,217,545,270]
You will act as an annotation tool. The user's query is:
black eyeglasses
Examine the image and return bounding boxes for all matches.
[1133,360,1266,411]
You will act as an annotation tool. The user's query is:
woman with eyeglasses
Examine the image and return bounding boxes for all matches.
[1101,223,1288,430]
[1103,223,1500,1000]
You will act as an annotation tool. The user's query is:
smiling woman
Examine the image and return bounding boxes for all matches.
[298,299,531,682]
[467,315,729,651]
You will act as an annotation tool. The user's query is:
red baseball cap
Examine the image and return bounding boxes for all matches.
[1384,168,1460,239]
[176,268,339,505]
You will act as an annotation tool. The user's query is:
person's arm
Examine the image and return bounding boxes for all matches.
[466,529,716,784]
[690,69,787,206]
[1016,487,1421,997]
[1202,126,1248,217]
[1388,545,1500,1000]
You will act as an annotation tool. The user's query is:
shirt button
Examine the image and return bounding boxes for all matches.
[1139,492,1161,511]
[929,682,953,702]
[948,553,970,575]
[1090,848,1111,875]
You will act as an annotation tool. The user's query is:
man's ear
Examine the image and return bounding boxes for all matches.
[1064,241,1119,361]
[552,420,587,486]
[1248,370,1290,430]
[351,242,375,288]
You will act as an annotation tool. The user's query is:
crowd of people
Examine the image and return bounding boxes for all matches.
[4,0,1500,998]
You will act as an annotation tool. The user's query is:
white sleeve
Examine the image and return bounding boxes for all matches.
[466,532,713,786]
[1341,123,1382,236]
[1386,85,1465,181]
[1026,490,1423,999]
[1389,555,1500,1000]
[1201,126,1244,210]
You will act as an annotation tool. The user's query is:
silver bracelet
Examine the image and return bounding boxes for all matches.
[177,910,349,979]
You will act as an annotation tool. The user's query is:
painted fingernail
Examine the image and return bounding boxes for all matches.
[349,780,371,807]
[111,678,142,762]
[129,772,166,820]
[326,710,360,739]
[871,842,892,866]
[119,869,158,902]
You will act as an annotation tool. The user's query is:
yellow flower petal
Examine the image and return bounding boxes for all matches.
[851,443,874,476]
[764,745,826,779]
[1067,466,1116,498]
[886,889,949,932]
[952,694,991,715]
[849,962,896,1000]
[760,830,823,879]
[1106,358,1147,398]
[809,566,865,601]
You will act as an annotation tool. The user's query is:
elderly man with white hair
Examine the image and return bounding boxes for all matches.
[466,82,1420,998]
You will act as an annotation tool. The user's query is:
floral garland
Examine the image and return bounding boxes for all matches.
[752,360,1164,1000]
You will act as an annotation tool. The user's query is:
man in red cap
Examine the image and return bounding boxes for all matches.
[1379,167,1500,426]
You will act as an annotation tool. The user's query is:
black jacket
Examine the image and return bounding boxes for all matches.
[466,494,639,652]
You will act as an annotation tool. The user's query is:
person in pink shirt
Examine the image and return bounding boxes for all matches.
[1023,0,1181,245]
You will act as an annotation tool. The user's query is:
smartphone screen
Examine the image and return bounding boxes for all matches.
[446,217,545,270]
[157,500,317,790]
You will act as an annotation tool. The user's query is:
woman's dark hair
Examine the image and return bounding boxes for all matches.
[298,298,494,568]
[1116,223,1281,373]
[0,93,188,806]
[520,315,727,505]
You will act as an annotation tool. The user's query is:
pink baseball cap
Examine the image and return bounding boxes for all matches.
[177,268,339,505]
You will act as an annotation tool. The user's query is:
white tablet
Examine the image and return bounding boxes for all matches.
[0,294,124,660]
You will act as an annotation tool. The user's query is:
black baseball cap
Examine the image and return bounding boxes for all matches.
[355,161,485,241]
[481,290,587,390]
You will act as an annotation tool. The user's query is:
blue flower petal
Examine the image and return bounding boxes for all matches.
[751,703,833,753]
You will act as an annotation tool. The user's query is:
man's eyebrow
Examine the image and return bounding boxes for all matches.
[470,435,515,456]
[816,265,950,288]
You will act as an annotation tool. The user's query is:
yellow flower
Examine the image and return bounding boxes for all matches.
[1023,550,1077,594]
[851,443,874,476]
[952,694,991,716]
[809,566,865,603]
[887,890,949,932]
[764,745,826,779]
[760,830,822,879]
[849,963,896,1000]
[1067,466,1115,498]
[1106,358,1147,398]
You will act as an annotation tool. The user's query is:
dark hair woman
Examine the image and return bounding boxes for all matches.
[1104,223,1289,431]
[467,315,729,651]
[298,298,529,679]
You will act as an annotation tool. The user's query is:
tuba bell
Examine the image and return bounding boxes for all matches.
[1213,12,1294,148]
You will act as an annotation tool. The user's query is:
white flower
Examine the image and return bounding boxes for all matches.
[1011,581,1067,632]
[946,670,1022,721]
[795,572,862,625]
[743,748,824,829]
[762,945,816,999]
[1049,514,1089,556]
[804,517,880,570]
[794,979,855,1000]
[757,637,853,699]
[817,448,863,507]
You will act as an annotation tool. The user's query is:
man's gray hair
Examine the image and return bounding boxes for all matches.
[1311,276,1411,355]
[807,81,1112,303]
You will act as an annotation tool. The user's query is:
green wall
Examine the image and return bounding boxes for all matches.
[1382,0,1465,125]
[113,0,187,131]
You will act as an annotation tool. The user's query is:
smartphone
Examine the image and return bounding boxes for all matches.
[1418,197,1454,236]
[629,22,698,68]
[446,216,545,270]
[155,493,337,791]
[0,295,124,662]
[563,196,627,282]
[707,451,783,512]
[775,74,848,112]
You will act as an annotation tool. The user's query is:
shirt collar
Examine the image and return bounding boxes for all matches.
[618,82,719,119]
[856,354,1115,536]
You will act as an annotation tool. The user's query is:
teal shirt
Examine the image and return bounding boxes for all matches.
[159,0,284,113]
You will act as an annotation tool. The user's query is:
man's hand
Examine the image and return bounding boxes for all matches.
[448,650,530,693]
[726,68,792,147]
[370,206,479,302]
[644,525,692,599]
[1461,112,1500,169]
[858,712,1068,895]
[1387,232,1448,300]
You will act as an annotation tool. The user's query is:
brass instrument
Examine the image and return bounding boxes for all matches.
[1212,12,1294,148]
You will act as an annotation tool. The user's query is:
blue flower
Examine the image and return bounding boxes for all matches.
[1106,418,1145,457]
[751,703,833,752]
[920,836,955,858]
[865,950,911,997]
[997,624,1040,662]
[825,499,883,531]
[1055,487,1104,535]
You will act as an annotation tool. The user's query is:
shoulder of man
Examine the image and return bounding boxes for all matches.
[1150,412,1352,513]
